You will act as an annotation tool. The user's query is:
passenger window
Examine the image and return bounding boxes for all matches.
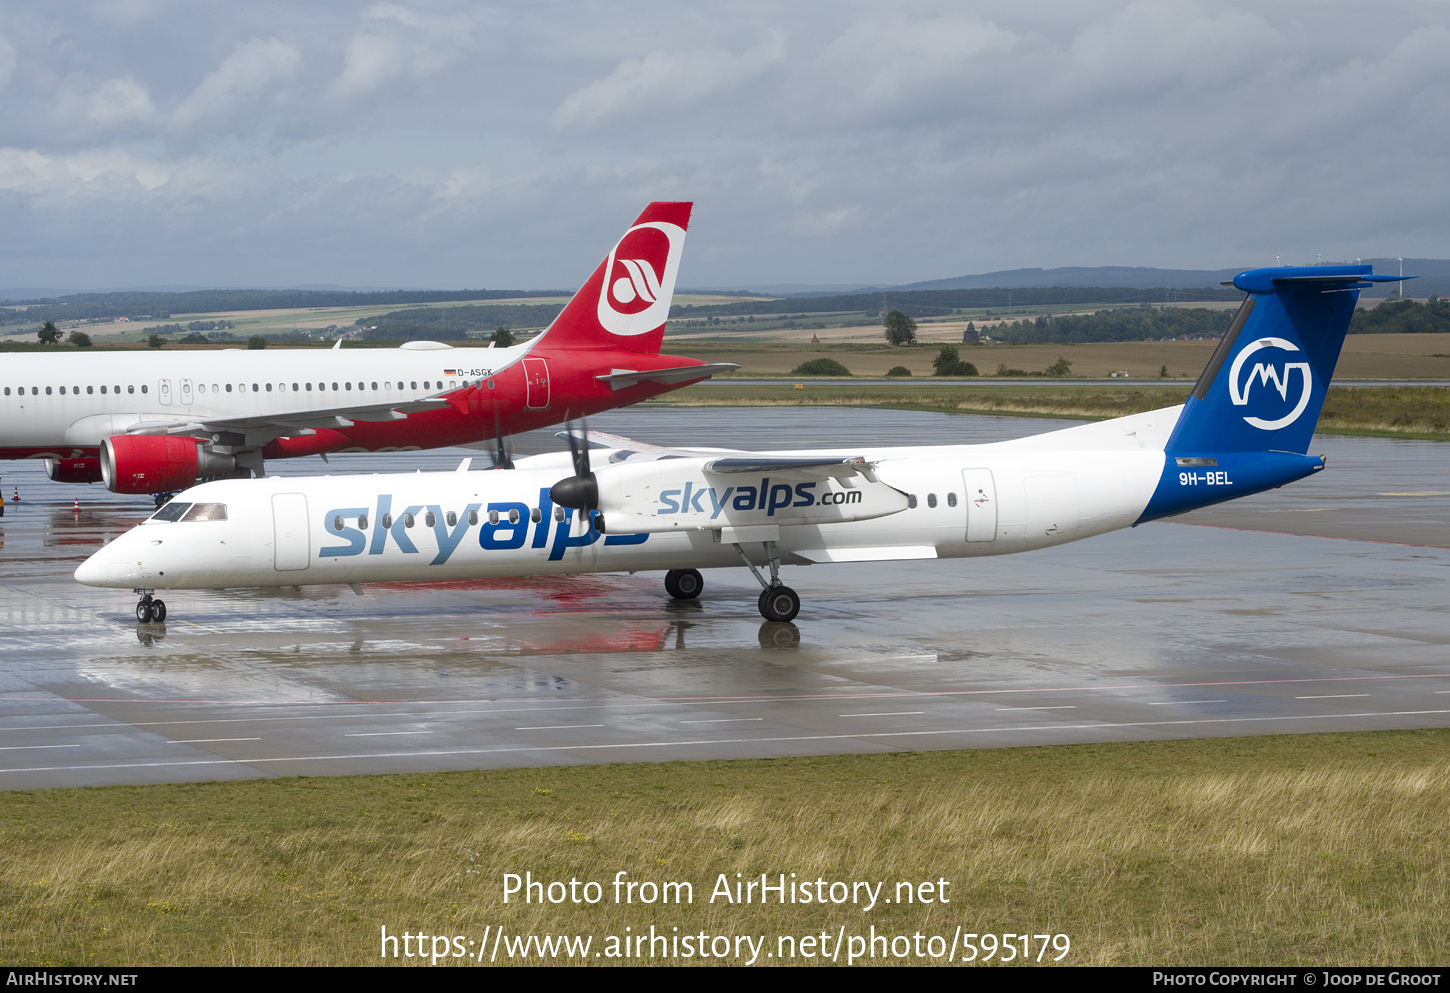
[226,384,233,392]
[128,385,135,394]
[425,512,436,528]
[446,511,457,527]
[292,383,299,391]
[507,508,519,524]
[381,514,393,529]
[141,385,147,393]
[306,383,312,391]
[468,510,478,526]
[333,516,345,532]
[266,383,272,392]
[927,493,937,508]
[530,507,541,523]
[87,386,94,394]
[358,514,368,529]
[553,506,565,522]
[488,510,499,525]
[947,492,958,507]
[47,387,53,395]
[403,512,414,528]
[252,384,259,392]
[332,382,339,391]
[371,382,378,390]
[908,494,918,509]
[345,382,352,391]
[410,381,417,389]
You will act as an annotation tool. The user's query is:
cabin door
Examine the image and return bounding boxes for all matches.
[272,493,311,571]
[961,468,997,542]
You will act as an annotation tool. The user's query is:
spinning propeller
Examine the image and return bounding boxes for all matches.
[549,418,601,529]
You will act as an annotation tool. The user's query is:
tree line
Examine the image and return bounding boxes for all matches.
[1348,296,1447,334]
[989,307,1237,344]
[0,288,565,328]
[358,304,564,341]
[671,285,1240,320]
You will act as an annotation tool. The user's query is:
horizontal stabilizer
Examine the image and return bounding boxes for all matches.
[596,363,738,390]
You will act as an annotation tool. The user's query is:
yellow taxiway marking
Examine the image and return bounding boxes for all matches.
[173,619,225,634]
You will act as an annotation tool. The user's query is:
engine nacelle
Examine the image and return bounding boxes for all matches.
[44,457,104,484]
[100,436,236,494]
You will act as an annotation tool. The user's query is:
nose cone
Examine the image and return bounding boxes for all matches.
[74,548,113,587]
[75,534,140,588]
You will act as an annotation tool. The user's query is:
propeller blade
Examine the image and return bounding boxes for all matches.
[549,417,598,510]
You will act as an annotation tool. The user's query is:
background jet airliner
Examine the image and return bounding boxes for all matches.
[76,265,1402,623]
[4,202,732,497]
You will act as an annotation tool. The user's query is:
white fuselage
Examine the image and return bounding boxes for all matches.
[75,408,1183,591]
[2,343,522,452]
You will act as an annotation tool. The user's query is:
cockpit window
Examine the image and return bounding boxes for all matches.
[181,503,228,522]
[150,502,193,522]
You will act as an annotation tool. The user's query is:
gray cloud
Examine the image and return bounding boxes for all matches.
[0,1,1446,289]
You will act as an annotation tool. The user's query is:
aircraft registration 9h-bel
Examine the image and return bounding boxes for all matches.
[4,202,733,499]
[76,264,1402,624]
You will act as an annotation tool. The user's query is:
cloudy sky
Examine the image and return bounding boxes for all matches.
[0,1,1446,291]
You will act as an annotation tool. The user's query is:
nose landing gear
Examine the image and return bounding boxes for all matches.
[134,590,167,623]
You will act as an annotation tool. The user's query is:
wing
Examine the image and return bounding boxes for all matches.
[121,396,453,438]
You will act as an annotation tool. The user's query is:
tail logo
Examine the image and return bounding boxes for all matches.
[597,221,685,336]
[1228,337,1313,431]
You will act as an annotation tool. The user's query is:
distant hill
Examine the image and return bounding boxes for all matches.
[898,266,1238,292]
[894,259,1450,299]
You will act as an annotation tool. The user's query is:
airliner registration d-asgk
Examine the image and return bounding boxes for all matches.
[76,265,1402,623]
[4,202,732,497]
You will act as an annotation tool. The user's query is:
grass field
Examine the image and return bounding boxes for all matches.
[657,383,1450,441]
[668,334,1450,381]
[3,730,1449,966]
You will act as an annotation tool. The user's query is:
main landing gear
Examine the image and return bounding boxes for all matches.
[134,590,166,624]
[664,568,704,600]
[733,540,801,623]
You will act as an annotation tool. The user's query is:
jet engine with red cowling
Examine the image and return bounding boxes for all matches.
[100,436,238,494]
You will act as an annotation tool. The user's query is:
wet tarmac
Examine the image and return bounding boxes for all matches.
[1,408,1446,789]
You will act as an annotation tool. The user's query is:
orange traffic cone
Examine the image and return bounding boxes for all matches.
[73,497,80,513]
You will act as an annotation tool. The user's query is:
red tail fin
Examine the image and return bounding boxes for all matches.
[530,201,691,356]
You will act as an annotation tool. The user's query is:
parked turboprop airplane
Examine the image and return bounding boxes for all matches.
[76,265,1401,623]
[4,202,732,497]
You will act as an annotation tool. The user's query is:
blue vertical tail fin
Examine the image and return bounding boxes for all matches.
[1166,264,1403,455]
[1138,264,1407,524]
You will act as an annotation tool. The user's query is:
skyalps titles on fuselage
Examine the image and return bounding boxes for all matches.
[3,202,732,496]
[77,265,1403,623]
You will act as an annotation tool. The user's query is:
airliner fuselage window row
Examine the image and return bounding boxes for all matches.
[4,380,454,397]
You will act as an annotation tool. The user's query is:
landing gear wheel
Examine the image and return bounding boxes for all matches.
[757,585,800,622]
[136,601,154,623]
[151,599,167,623]
[664,568,704,600]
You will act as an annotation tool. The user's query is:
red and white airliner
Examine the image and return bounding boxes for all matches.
[2,202,731,496]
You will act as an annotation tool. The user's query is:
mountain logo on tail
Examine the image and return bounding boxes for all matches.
[1228,337,1313,431]
[597,221,685,335]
